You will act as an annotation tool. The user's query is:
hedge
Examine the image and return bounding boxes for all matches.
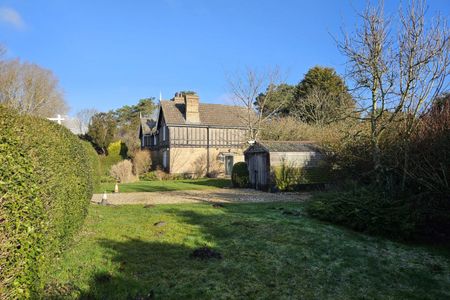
[231,162,249,188]
[0,106,95,299]
[82,141,101,191]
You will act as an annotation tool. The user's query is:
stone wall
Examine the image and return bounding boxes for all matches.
[169,147,244,177]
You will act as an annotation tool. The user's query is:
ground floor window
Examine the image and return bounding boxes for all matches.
[163,150,168,168]
[224,155,234,176]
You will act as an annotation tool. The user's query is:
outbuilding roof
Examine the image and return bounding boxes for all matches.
[160,100,249,128]
[245,141,319,153]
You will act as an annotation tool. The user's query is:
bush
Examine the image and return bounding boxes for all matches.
[99,140,128,176]
[133,149,151,176]
[139,169,186,181]
[272,161,301,191]
[110,160,137,183]
[272,160,331,191]
[139,171,159,181]
[305,185,416,239]
[231,162,249,188]
[0,106,94,299]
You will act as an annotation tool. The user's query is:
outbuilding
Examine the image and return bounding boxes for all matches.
[244,141,324,190]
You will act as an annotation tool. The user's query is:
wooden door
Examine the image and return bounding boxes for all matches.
[247,153,268,190]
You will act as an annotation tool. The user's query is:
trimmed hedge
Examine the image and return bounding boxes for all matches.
[231,162,249,188]
[0,106,95,299]
[82,141,101,191]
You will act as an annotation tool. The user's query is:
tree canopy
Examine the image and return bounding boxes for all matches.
[254,83,296,116]
[87,98,157,156]
[293,66,355,124]
[254,66,354,124]
[87,112,117,154]
[0,58,67,117]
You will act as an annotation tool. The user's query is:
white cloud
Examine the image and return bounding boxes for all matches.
[0,7,25,30]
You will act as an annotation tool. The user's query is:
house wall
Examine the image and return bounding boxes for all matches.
[169,147,244,177]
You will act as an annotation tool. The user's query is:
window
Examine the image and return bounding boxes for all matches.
[163,126,166,141]
[163,150,168,168]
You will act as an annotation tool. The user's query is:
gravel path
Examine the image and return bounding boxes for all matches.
[91,188,310,205]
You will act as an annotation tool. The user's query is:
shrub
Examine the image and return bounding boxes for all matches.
[139,169,185,181]
[305,185,416,239]
[133,149,151,176]
[99,140,128,176]
[139,171,159,181]
[272,160,331,191]
[110,160,137,183]
[231,162,249,188]
[0,106,94,299]
[272,161,302,191]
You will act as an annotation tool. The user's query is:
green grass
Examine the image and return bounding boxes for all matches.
[44,202,450,299]
[96,178,231,193]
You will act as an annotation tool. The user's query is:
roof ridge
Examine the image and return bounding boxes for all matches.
[260,140,316,143]
[161,100,245,109]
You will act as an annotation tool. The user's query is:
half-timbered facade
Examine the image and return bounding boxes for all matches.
[139,92,249,176]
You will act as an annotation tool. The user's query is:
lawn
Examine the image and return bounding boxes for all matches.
[96,178,231,193]
[44,202,450,299]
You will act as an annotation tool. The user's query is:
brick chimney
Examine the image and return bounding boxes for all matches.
[172,92,184,104]
[184,93,200,123]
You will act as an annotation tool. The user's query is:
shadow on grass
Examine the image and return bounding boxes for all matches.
[78,239,202,299]
[46,203,450,299]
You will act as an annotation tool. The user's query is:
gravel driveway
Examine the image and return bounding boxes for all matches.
[91,188,310,205]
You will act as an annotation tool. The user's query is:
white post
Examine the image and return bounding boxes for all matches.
[101,191,108,205]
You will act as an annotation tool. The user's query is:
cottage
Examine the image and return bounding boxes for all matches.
[139,92,249,177]
[244,141,324,190]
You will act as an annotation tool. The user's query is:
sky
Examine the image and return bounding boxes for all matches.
[0,0,449,115]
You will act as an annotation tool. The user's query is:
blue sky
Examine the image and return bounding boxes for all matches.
[1,0,449,115]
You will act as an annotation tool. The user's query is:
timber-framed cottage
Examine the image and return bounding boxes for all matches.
[139,92,249,177]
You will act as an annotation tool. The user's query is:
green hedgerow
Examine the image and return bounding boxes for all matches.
[0,106,95,299]
[231,162,249,188]
[81,141,101,191]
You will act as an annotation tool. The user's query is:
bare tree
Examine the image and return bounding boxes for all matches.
[76,108,98,134]
[227,67,286,140]
[0,59,67,117]
[294,86,354,126]
[338,0,450,183]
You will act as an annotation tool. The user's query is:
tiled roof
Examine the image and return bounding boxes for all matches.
[160,100,249,128]
[246,141,319,153]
